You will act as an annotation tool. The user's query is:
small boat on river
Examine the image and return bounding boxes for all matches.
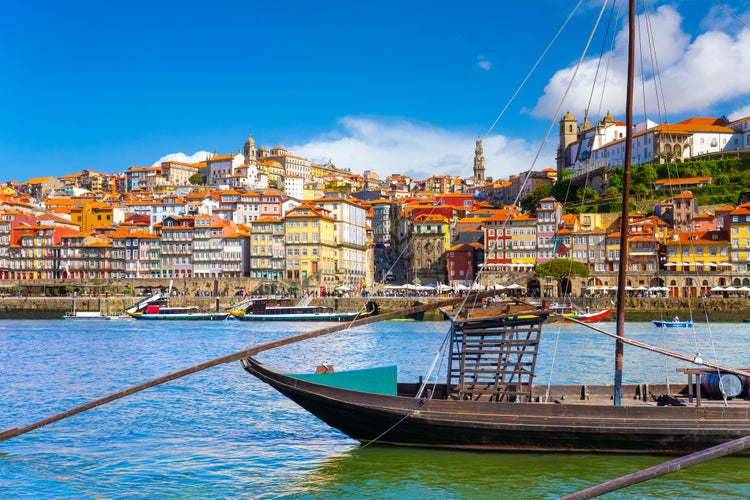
[63,310,104,320]
[549,303,612,323]
[653,318,693,328]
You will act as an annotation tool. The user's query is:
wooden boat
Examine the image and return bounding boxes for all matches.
[653,319,693,328]
[127,305,229,321]
[242,308,750,453]
[240,0,750,456]
[229,300,378,322]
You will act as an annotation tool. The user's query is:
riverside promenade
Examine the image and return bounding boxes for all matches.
[1,294,749,321]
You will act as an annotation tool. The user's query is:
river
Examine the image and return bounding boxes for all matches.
[1,318,748,498]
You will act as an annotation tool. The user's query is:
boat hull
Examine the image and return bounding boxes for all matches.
[128,312,229,320]
[233,312,362,321]
[243,358,750,454]
[563,308,612,323]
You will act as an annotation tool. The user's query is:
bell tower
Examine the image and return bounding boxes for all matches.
[557,111,578,174]
[244,133,257,165]
[473,137,485,182]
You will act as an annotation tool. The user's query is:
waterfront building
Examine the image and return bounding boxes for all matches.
[222,229,247,278]
[727,202,750,273]
[284,202,337,290]
[535,197,563,263]
[447,242,481,286]
[508,213,537,270]
[249,216,285,281]
[664,230,731,296]
[408,213,450,285]
[155,216,195,278]
[0,211,39,279]
[110,226,160,278]
[313,192,369,290]
[192,215,236,278]
[59,232,114,280]
[483,210,513,272]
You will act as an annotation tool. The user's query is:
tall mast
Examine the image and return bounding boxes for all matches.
[613,0,636,406]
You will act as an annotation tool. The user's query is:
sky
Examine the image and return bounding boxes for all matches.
[2,0,750,183]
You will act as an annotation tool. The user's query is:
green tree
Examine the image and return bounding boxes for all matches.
[632,164,657,191]
[608,167,624,192]
[189,173,204,185]
[520,185,551,214]
[534,259,590,281]
[604,186,620,199]
[576,186,598,202]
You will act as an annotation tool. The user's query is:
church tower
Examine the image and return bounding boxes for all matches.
[473,137,485,182]
[557,111,578,174]
[244,134,257,165]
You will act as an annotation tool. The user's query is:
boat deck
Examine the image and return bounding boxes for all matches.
[398,381,750,408]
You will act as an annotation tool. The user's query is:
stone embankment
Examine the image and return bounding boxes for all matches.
[1,295,749,321]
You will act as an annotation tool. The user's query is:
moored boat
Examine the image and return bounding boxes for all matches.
[229,299,378,322]
[653,318,693,328]
[549,303,612,323]
[562,308,612,323]
[127,305,229,321]
[63,310,104,320]
[242,306,750,453]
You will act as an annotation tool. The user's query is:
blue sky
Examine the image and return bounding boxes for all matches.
[2,0,750,183]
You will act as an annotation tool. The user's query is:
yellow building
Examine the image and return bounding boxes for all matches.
[665,230,731,272]
[508,213,537,268]
[284,202,337,290]
[729,202,750,272]
[69,201,115,231]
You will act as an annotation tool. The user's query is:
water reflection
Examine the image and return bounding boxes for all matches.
[283,446,750,499]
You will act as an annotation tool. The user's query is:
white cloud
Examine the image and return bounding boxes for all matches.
[729,103,750,121]
[290,116,553,181]
[529,4,750,120]
[152,151,212,166]
[477,55,492,71]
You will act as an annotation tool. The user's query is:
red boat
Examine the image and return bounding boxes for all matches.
[562,308,612,323]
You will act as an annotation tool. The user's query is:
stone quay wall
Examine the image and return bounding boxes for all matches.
[3,294,749,321]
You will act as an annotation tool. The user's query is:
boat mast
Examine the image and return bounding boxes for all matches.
[614,0,636,406]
